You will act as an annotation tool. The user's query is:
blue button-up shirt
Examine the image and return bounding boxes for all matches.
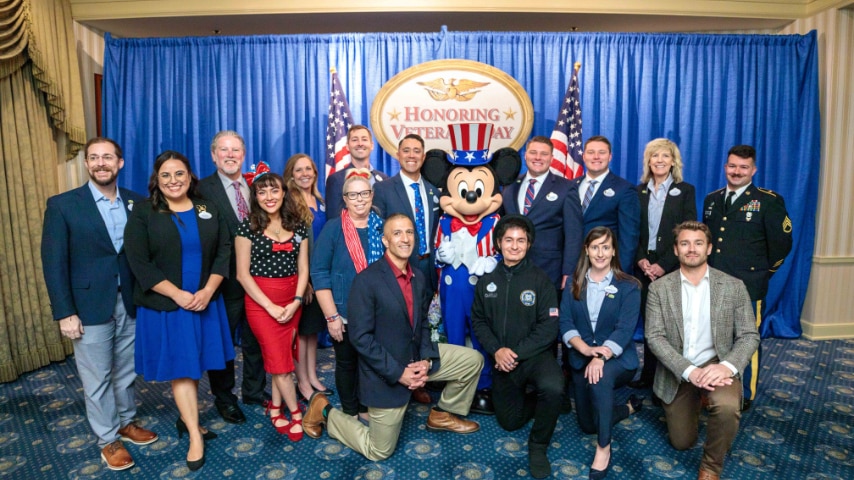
[87,181,127,254]
[646,174,673,251]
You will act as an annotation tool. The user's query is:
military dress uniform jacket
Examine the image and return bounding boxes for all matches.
[703,184,793,301]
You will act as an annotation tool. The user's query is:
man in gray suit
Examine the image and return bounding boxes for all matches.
[645,221,759,480]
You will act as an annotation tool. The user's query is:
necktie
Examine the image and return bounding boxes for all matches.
[410,183,428,256]
[233,180,250,221]
[725,191,735,210]
[523,178,537,214]
[582,180,598,213]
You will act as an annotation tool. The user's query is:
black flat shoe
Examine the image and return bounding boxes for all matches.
[176,418,218,440]
[316,388,335,396]
[628,394,644,415]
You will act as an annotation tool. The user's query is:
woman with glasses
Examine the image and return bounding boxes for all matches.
[283,154,332,401]
[560,227,643,479]
[235,163,308,441]
[310,169,385,419]
[125,151,234,472]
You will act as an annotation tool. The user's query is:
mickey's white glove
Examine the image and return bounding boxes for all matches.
[435,236,456,264]
[471,256,498,276]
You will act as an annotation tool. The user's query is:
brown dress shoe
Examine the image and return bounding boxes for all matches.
[412,387,432,404]
[101,440,134,471]
[426,408,479,434]
[118,421,158,445]
[303,392,330,439]
[697,468,720,480]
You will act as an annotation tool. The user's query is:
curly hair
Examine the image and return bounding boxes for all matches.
[247,172,304,235]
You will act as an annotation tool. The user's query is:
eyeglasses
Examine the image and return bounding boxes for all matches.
[343,190,372,200]
[87,154,118,163]
[159,171,188,182]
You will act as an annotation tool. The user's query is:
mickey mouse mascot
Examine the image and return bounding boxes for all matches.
[422,123,521,414]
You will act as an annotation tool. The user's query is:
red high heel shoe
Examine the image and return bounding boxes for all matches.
[265,404,292,435]
[288,408,304,442]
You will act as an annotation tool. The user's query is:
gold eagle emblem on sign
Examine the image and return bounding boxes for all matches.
[416,78,490,101]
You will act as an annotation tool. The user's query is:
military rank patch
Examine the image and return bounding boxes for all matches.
[520,290,536,306]
[783,216,793,233]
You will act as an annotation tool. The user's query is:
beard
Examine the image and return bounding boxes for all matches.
[89,169,118,186]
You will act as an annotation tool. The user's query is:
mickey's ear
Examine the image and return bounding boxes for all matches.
[490,147,522,185]
[422,149,452,187]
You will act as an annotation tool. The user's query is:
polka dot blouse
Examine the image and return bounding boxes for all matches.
[236,220,308,278]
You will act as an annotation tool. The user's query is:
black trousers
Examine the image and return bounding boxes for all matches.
[333,328,365,415]
[208,293,266,407]
[492,350,564,445]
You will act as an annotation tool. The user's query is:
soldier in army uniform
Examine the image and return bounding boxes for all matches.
[703,144,793,411]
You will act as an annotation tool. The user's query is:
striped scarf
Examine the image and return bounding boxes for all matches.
[341,209,384,273]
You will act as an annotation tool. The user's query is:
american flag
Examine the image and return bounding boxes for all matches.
[550,65,584,179]
[325,68,354,179]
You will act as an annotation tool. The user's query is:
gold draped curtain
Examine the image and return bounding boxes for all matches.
[0,0,86,382]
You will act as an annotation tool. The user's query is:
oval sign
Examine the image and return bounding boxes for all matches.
[371,59,534,155]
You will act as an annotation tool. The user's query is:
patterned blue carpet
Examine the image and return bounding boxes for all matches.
[0,338,853,479]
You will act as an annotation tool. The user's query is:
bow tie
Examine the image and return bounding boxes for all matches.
[450,217,482,236]
[272,242,293,253]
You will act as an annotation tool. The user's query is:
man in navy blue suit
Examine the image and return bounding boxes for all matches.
[325,125,388,220]
[373,133,441,293]
[302,214,483,461]
[570,135,640,274]
[42,138,157,471]
[502,136,583,291]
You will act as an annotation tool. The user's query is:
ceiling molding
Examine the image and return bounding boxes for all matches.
[69,0,848,37]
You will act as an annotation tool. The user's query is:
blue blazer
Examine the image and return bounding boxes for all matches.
[310,218,384,318]
[324,167,388,220]
[569,173,641,274]
[42,184,145,325]
[502,173,584,287]
[347,257,439,409]
[559,275,640,372]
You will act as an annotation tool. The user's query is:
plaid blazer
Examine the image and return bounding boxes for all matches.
[645,266,759,404]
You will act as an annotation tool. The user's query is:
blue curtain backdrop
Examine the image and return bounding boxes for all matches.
[103,28,819,339]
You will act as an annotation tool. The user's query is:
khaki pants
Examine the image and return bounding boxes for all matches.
[327,344,482,460]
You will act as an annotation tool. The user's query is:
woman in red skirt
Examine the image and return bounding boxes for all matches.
[235,163,308,441]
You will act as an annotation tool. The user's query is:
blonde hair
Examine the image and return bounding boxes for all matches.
[640,138,683,184]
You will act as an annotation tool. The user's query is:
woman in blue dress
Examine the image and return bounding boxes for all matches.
[125,151,234,471]
[283,153,332,401]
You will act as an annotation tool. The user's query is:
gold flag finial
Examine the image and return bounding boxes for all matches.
[330,67,337,74]
[574,62,581,72]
